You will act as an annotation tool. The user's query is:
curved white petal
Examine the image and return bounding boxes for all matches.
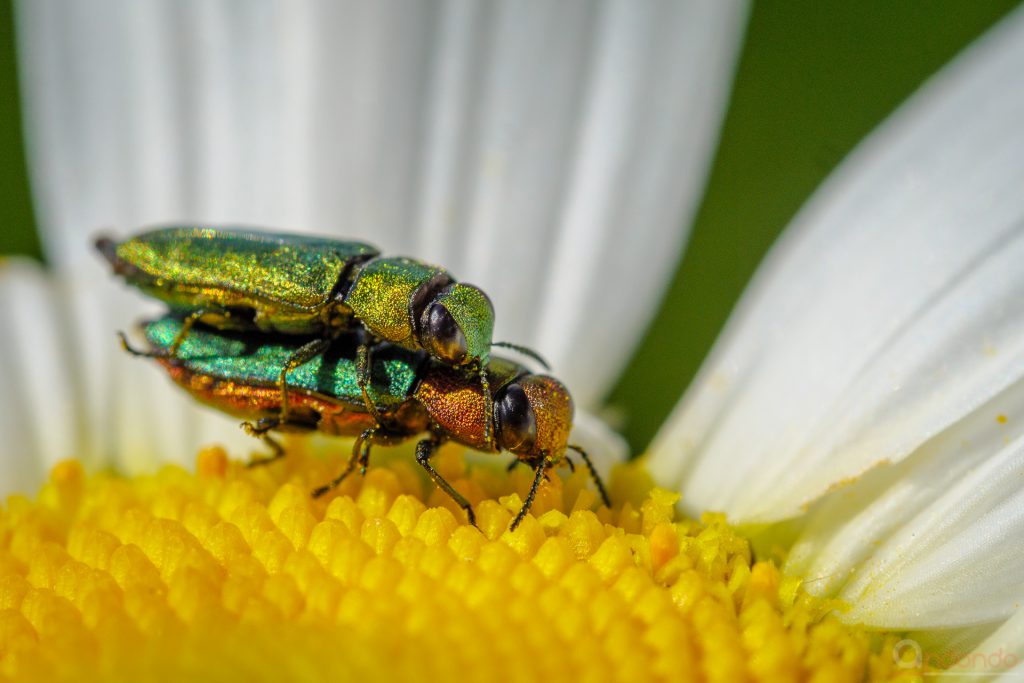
[0,259,65,492]
[649,4,1024,522]
[949,610,1024,681]
[15,0,747,409]
[786,373,1024,619]
[647,4,1024,636]
[0,260,258,494]
[568,409,629,480]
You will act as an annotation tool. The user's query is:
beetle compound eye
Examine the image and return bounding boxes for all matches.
[494,383,537,453]
[424,302,468,365]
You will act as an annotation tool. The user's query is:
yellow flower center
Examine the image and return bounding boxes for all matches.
[0,446,921,681]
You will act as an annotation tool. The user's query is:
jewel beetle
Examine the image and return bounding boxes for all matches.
[134,315,608,530]
[96,226,545,445]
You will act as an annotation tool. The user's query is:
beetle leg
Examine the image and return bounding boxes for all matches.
[356,339,386,425]
[568,444,611,509]
[355,427,374,476]
[478,362,493,449]
[312,427,376,497]
[511,456,552,531]
[117,331,151,357]
[506,455,563,473]
[278,337,332,423]
[166,309,206,358]
[242,417,285,465]
[415,436,476,527]
[117,309,222,360]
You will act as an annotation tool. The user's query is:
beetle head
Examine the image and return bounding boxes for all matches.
[418,283,494,367]
[494,374,574,459]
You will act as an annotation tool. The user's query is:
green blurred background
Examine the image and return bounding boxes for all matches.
[1,0,1021,452]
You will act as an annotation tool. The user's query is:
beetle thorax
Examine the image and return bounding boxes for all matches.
[342,257,451,349]
[413,364,495,452]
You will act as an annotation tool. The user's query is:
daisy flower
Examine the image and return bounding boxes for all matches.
[1,1,1021,680]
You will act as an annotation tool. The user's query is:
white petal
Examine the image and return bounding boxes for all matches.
[952,611,1024,680]
[649,5,1024,524]
[837,433,1024,628]
[786,374,1024,607]
[0,259,64,491]
[569,409,629,480]
[16,0,747,408]
[0,260,262,495]
[646,4,1024,637]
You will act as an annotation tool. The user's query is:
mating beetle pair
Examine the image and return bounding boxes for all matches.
[98,227,608,529]
[140,316,607,529]
[96,227,543,446]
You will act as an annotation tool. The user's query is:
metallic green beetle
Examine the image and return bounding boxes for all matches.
[136,316,607,530]
[96,226,543,444]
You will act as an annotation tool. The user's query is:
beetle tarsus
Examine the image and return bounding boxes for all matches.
[242,418,285,464]
[247,451,285,468]
[511,457,550,531]
[415,436,476,527]
[118,330,156,357]
[313,427,376,498]
[354,427,376,476]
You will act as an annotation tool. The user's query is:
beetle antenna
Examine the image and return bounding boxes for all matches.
[491,342,550,370]
[568,444,611,509]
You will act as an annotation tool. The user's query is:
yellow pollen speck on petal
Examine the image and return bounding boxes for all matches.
[997,414,1008,424]
[0,450,924,682]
